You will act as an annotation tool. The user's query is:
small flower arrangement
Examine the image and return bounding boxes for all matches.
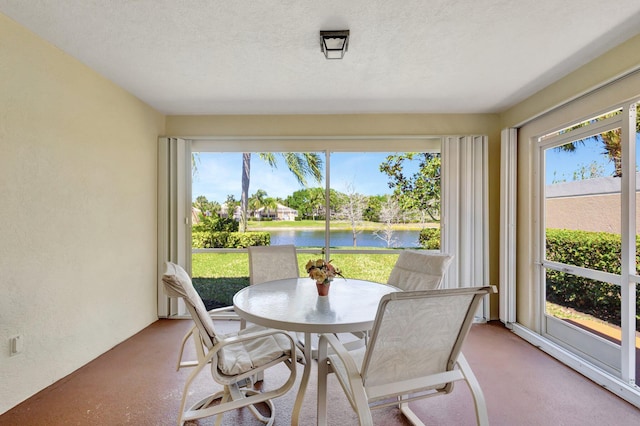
[305,259,343,285]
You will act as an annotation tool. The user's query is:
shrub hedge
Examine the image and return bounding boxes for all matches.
[545,228,640,329]
[418,227,440,250]
[192,231,270,248]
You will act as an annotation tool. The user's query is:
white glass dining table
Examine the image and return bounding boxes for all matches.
[233,277,399,425]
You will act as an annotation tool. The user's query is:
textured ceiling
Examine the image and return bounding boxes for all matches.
[2,0,640,115]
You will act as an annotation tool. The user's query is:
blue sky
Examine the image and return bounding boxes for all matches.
[545,140,614,184]
[192,141,637,202]
[192,152,421,202]
[545,134,640,184]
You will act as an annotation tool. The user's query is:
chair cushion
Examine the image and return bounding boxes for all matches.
[162,262,217,339]
[218,325,303,376]
[387,251,453,291]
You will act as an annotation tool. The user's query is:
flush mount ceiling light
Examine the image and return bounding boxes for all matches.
[320,30,349,59]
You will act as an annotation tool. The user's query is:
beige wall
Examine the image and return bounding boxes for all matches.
[166,113,498,137]
[0,14,165,413]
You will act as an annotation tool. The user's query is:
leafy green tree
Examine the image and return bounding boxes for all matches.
[285,188,312,218]
[285,187,341,220]
[308,187,325,220]
[379,153,441,221]
[364,194,385,222]
[327,188,344,218]
[240,153,322,231]
[192,196,238,234]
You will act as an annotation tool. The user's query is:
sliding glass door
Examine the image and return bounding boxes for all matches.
[538,103,639,384]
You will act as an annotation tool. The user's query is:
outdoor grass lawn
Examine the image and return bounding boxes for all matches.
[192,251,399,306]
[191,220,435,306]
[191,249,631,337]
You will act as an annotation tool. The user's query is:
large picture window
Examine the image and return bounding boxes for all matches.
[158,135,489,323]
[189,139,442,309]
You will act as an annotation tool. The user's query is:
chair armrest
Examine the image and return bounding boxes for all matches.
[319,333,363,383]
[207,305,235,313]
[318,333,372,424]
[207,305,237,315]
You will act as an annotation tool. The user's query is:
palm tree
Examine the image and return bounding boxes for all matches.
[248,189,268,219]
[262,197,279,220]
[240,153,323,231]
[556,108,639,178]
[557,128,623,177]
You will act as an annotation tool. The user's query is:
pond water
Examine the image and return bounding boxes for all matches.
[268,229,422,248]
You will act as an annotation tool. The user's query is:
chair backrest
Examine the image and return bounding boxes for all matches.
[162,262,216,348]
[248,245,299,285]
[361,287,491,390]
[387,251,453,291]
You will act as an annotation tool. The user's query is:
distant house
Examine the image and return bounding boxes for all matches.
[255,203,298,221]
[219,204,242,221]
[214,203,297,221]
[191,207,216,224]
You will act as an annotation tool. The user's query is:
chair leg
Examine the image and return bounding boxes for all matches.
[399,395,426,426]
[176,326,196,370]
[296,332,318,359]
[457,353,489,426]
[177,362,199,425]
[228,384,276,425]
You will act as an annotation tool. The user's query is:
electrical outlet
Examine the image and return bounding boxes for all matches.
[10,335,23,356]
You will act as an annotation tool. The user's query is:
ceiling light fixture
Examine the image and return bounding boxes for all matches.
[320,30,349,59]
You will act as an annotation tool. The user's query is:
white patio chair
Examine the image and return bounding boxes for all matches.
[387,250,453,291]
[174,245,300,372]
[162,262,302,426]
[245,244,300,329]
[247,244,300,380]
[318,286,494,426]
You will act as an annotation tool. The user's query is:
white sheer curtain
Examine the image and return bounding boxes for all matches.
[157,137,191,317]
[441,135,490,319]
